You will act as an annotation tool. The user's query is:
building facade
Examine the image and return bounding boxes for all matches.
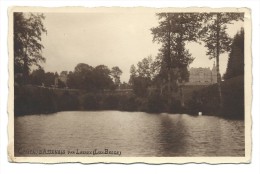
[187,62,218,85]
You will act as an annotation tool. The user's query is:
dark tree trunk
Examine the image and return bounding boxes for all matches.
[216,14,223,110]
[167,68,171,105]
[167,20,172,106]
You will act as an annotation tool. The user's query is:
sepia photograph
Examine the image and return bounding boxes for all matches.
[9,7,251,163]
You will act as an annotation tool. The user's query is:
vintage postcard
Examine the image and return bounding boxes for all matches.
[8,7,251,163]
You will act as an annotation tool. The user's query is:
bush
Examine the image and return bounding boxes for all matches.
[14,85,58,116]
[147,92,165,113]
[118,94,139,111]
[101,94,120,110]
[57,91,79,111]
[81,94,100,110]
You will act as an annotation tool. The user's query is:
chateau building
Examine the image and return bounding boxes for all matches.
[187,62,218,85]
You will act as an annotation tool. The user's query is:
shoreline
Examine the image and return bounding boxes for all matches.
[14,75,244,120]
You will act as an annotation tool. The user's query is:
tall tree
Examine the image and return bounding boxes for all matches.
[151,13,201,105]
[93,65,114,91]
[136,55,159,80]
[224,28,244,80]
[111,66,123,88]
[200,12,243,109]
[44,72,56,87]
[129,56,160,97]
[14,12,47,83]
[129,65,137,85]
[67,63,94,90]
[29,68,45,86]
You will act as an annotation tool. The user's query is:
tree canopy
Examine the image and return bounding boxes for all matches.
[67,63,119,92]
[200,13,243,60]
[14,12,47,82]
[111,66,123,87]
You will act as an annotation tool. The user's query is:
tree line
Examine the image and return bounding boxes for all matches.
[66,64,123,91]
[25,63,123,92]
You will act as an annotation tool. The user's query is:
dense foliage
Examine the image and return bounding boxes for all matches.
[14,13,47,83]
[224,29,244,80]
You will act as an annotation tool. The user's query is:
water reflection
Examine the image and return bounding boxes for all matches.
[158,114,187,156]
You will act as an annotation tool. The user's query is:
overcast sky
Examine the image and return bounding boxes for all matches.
[41,12,243,82]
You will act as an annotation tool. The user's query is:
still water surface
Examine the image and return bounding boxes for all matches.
[15,111,244,157]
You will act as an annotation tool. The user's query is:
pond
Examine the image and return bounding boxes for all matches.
[14,111,244,157]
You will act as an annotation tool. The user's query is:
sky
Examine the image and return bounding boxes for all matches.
[41,12,243,82]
